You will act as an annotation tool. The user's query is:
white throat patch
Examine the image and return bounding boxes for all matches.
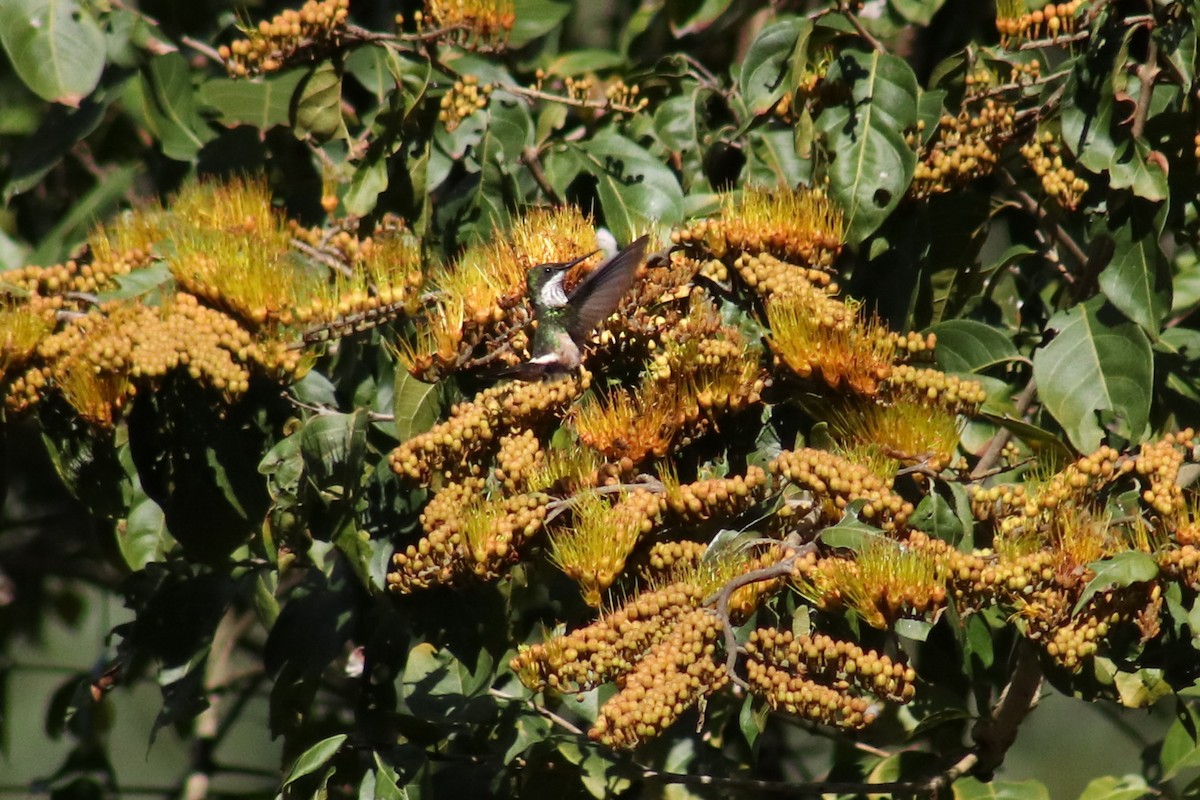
[539,270,569,307]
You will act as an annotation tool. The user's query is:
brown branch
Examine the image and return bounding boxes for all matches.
[965,640,1044,778]
[521,146,564,205]
[998,169,1089,272]
[970,377,1038,480]
[838,1,885,52]
[1130,33,1159,140]
[703,540,814,690]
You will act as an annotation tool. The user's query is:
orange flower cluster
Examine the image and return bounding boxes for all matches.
[1,178,420,427]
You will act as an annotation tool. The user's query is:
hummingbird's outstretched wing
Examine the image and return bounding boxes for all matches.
[564,235,649,342]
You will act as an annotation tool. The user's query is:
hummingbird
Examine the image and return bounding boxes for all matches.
[502,234,649,380]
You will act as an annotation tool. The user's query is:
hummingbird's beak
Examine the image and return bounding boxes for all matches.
[558,249,598,270]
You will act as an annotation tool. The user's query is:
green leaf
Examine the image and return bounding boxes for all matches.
[4,95,107,200]
[895,618,932,641]
[738,18,811,116]
[1161,703,1200,779]
[817,512,887,551]
[1073,551,1159,615]
[1098,217,1171,336]
[509,0,572,47]
[1112,667,1171,709]
[953,777,1051,800]
[198,70,305,130]
[543,49,626,77]
[127,53,216,161]
[575,131,684,242]
[890,0,949,25]
[977,412,1074,463]
[118,492,171,571]
[0,0,104,105]
[738,695,768,748]
[910,490,963,547]
[283,734,348,786]
[745,127,810,187]
[1076,775,1150,800]
[1032,298,1152,452]
[818,50,919,243]
[293,61,346,143]
[928,320,1020,373]
[97,262,173,302]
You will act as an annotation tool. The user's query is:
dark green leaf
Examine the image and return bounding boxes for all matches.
[509,0,571,47]
[198,70,305,130]
[128,53,217,161]
[0,0,104,105]
[1099,218,1171,336]
[576,131,684,242]
[293,61,345,143]
[1032,298,1152,451]
[739,18,811,116]
[1074,551,1159,615]
[928,320,1020,373]
[818,50,919,243]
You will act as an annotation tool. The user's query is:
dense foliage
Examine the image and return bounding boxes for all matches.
[4,0,1200,798]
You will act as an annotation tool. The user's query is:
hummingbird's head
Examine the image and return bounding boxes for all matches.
[526,250,596,308]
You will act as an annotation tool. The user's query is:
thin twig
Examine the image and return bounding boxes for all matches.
[291,237,356,280]
[703,542,813,690]
[521,147,564,205]
[1130,32,1159,140]
[970,377,1038,479]
[838,1,885,52]
[489,689,585,736]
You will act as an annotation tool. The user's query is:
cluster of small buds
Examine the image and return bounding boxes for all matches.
[603,79,648,113]
[416,0,515,51]
[995,0,1084,47]
[1042,587,1145,670]
[1194,132,1200,161]
[772,54,831,123]
[1134,431,1195,518]
[3,291,312,425]
[4,251,142,299]
[589,608,727,748]
[660,466,770,522]
[494,429,544,493]
[388,484,550,591]
[219,0,349,77]
[770,448,912,530]
[438,76,494,132]
[891,330,937,358]
[389,373,587,481]
[884,365,987,415]
[633,540,709,582]
[743,629,913,728]
[728,252,837,299]
[512,581,708,693]
[672,188,845,269]
[1159,544,1200,590]
[909,100,1017,198]
[1021,132,1088,210]
[462,492,551,579]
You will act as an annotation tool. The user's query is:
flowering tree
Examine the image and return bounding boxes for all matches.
[2,0,1200,798]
